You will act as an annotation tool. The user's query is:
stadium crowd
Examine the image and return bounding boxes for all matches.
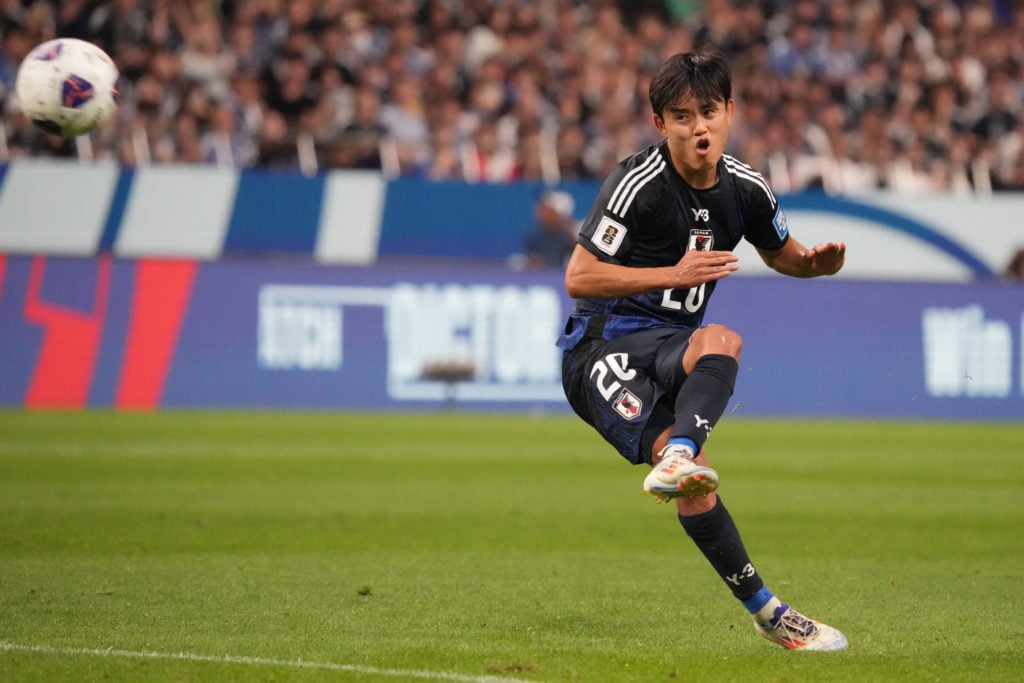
[0,0,1022,194]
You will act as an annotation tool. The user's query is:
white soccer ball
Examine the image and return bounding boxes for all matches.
[15,38,119,138]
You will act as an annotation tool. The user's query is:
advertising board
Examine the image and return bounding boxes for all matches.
[1,255,1020,420]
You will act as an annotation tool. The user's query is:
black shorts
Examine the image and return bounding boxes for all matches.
[561,326,694,465]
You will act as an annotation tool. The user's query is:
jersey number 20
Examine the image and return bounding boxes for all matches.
[660,285,704,313]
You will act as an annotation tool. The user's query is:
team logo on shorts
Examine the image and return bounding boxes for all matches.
[613,389,642,420]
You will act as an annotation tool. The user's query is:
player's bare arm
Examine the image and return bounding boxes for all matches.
[565,243,739,299]
[756,238,845,278]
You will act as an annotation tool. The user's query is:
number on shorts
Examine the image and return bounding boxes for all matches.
[589,352,637,401]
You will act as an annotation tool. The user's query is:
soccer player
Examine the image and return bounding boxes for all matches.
[557,49,848,651]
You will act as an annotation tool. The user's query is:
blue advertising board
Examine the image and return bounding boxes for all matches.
[1,255,1021,420]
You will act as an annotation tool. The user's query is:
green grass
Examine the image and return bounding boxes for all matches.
[1,410,1022,682]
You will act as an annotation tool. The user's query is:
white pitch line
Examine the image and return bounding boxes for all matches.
[0,641,536,683]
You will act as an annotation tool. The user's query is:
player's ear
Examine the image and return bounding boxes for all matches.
[652,113,667,135]
[724,99,735,124]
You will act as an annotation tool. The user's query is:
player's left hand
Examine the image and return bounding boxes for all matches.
[805,241,845,276]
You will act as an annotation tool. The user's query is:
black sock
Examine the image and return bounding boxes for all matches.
[672,354,738,451]
[678,497,763,601]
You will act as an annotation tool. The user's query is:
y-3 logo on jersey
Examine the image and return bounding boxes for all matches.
[688,229,713,252]
[691,208,710,222]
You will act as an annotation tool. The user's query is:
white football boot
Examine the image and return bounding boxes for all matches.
[754,604,848,651]
[642,444,719,503]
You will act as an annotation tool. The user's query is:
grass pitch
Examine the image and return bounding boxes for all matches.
[1,410,1022,682]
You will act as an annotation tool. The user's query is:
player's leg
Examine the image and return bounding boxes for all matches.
[643,324,738,501]
[650,432,848,651]
[668,323,742,456]
[648,426,768,615]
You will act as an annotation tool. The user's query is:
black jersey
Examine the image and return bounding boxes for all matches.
[558,141,790,351]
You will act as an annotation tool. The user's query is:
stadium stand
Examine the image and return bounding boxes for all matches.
[0,0,1021,194]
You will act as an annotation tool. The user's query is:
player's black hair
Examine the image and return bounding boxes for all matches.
[648,49,732,117]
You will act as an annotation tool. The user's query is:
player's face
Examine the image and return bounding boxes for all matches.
[654,95,734,188]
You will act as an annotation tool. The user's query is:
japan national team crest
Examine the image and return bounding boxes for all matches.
[688,229,713,252]
[613,389,642,420]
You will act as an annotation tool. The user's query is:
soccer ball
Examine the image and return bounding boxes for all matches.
[15,38,119,138]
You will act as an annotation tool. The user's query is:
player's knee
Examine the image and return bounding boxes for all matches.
[694,324,743,359]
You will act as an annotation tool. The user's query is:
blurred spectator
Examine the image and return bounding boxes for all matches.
[423,123,460,180]
[263,48,318,124]
[518,190,578,271]
[379,73,430,175]
[0,24,37,108]
[0,0,1022,194]
[201,102,257,168]
[460,118,517,183]
[179,15,235,103]
[322,84,389,171]
[255,109,299,171]
[769,21,822,78]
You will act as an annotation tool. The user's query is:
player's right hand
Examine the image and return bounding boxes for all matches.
[672,249,739,288]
